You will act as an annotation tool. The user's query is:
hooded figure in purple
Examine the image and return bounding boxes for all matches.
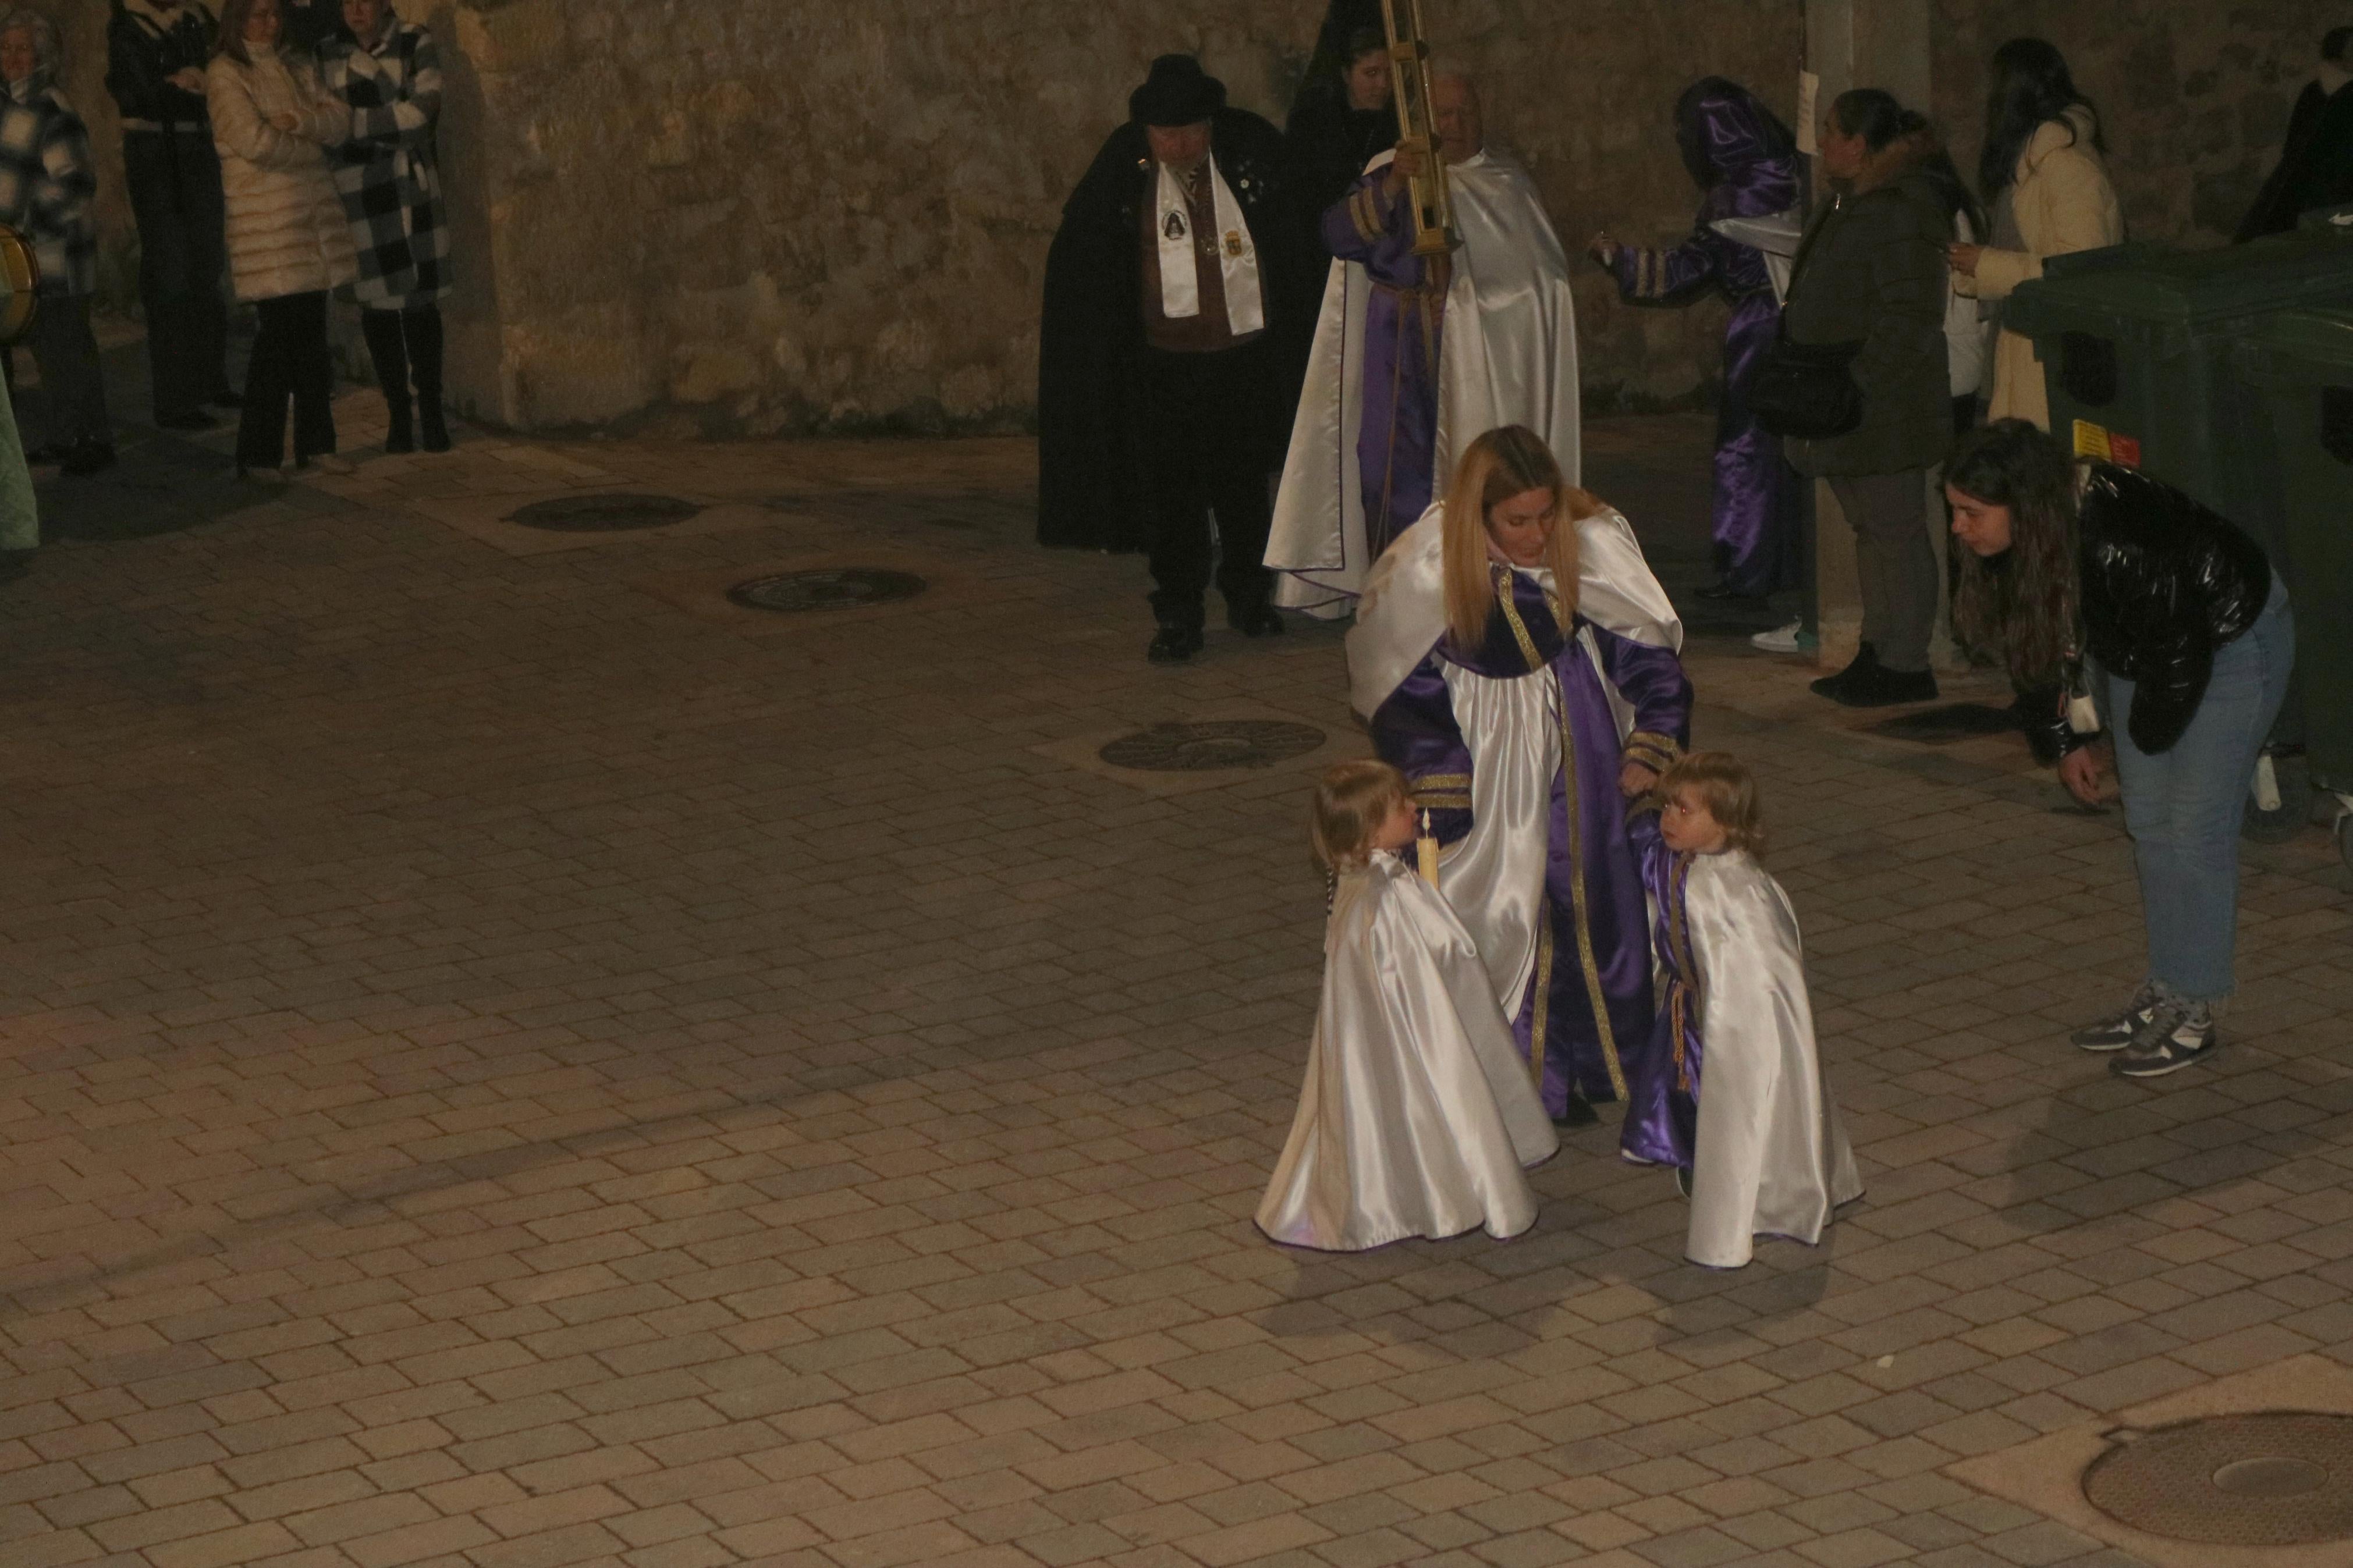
[1592,80,1803,599]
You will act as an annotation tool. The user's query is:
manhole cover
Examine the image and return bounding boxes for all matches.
[508,493,703,532]
[2081,1412,2353,1545]
[1098,720,1325,773]
[728,568,928,613]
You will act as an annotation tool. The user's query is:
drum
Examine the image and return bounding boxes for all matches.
[0,223,39,347]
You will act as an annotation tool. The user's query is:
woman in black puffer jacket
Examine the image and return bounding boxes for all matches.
[1947,419,2294,1081]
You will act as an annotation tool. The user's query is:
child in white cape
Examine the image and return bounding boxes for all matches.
[1624,752,1864,1268]
[1257,761,1559,1251]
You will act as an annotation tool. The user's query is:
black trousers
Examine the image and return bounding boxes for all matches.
[123,130,230,419]
[5,294,109,448]
[1139,341,1277,626]
[237,291,335,470]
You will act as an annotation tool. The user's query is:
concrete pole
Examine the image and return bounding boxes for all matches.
[1802,0,1953,674]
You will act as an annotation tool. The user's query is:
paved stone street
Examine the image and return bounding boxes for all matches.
[0,392,2348,1568]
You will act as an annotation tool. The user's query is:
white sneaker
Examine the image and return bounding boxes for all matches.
[300,453,357,476]
[1751,619,1805,654]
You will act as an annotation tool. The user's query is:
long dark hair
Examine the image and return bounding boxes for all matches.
[1949,419,2082,687]
[1979,37,2104,195]
[1831,88,1985,233]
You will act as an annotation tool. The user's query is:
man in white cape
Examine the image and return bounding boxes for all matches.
[1265,69,1584,616]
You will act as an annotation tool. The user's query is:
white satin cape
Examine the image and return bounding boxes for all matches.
[1257,851,1560,1251]
[1681,851,1864,1268]
[1265,147,1584,616]
[1342,504,1680,1034]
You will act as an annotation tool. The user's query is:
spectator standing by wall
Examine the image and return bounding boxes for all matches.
[322,0,449,453]
[108,0,239,432]
[1783,90,1953,707]
[210,0,355,479]
[2237,27,2353,240]
[0,11,114,476]
[1947,38,2123,429]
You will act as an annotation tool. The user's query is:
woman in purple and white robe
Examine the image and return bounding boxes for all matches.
[1348,426,1691,1140]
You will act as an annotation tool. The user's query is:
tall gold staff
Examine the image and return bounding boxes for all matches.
[1380,0,1460,258]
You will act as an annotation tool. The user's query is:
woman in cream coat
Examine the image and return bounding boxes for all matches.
[210,0,354,478]
[1948,38,2124,429]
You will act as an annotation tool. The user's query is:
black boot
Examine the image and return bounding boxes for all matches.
[1228,600,1284,637]
[360,309,415,454]
[410,306,451,452]
[383,394,415,454]
[1148,622,1205,664]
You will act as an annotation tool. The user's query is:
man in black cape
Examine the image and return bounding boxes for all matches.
[1037,55,1309,663]
[2238,27,2353,241]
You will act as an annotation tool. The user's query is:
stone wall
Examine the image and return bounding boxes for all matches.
[1929,1,2348,245]
[436,0,1806,436]
[42,2,2340,435]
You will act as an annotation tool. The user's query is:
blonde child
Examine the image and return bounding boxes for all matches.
[1257,760,1559,1250]
[1623,752,1863,1268]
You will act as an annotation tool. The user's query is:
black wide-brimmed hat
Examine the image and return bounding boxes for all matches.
[1130,54,1227,126]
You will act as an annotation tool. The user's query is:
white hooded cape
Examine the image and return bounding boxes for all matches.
[1681,851,1865,1269]
[1266,147,1584,616]
[1257,851,1559,1251]
[1342,503,1681,1026]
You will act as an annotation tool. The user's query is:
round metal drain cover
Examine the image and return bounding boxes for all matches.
[729,568,928,613]
[2081,1413,2353,1545]
[1098,720,1325,773]
[508,493,702,532]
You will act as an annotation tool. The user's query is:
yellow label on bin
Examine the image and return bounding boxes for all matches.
[2071,419,2142,468]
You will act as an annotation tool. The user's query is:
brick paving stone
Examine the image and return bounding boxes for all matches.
[2,413,2347,1568]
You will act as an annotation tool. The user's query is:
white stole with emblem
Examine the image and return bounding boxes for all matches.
[1154,154,1265,335]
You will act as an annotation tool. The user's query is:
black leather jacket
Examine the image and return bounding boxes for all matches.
[2041,464,2273,759]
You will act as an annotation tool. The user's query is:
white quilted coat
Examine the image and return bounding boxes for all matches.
[208,48,356,302]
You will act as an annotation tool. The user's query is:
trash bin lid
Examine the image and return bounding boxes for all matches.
[2235,309,2353,386]
[2007,225,2353,339]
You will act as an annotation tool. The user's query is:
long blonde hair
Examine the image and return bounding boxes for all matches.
[1441,426,1602,650]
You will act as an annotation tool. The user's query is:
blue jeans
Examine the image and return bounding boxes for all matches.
[2103,575,2295,1004]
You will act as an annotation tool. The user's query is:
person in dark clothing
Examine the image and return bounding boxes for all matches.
[279,0,340,52]
[2237,27,2353,240]
[1783,90,1953,707]
[1036,54,1309,664]
[106,0,237,429]
[1949,420,2294,1079]
[1,10,114,475]
[1285,1,1397,265]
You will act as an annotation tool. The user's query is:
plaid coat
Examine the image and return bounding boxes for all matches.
[320,15,447,308]
[0,73,98,297]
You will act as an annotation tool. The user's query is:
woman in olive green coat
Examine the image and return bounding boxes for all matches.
[1781,89,1954,706]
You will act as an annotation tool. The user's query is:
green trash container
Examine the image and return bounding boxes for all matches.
[2004,223,2353,561]
[2234,308,2353,866]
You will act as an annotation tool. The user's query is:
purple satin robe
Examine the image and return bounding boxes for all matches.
[1371,564,1693,1135]
[1610,86,1804,596]
[1621,810,1701,1169]
[1323,173,1443,557]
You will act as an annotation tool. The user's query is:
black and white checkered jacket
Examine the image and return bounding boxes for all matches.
[320,13,447,309]
[0,72,97,297]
